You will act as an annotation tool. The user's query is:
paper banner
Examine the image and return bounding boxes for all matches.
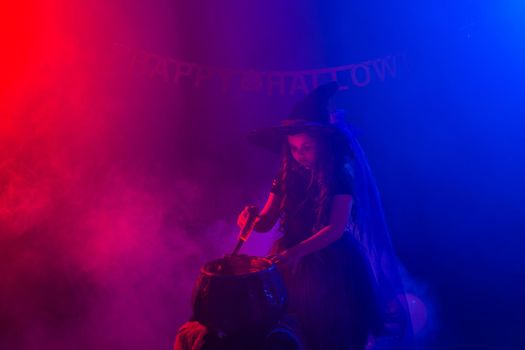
[112,43,404,96]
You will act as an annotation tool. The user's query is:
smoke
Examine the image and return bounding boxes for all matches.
[0,4,264,348]
[0,93,251,350]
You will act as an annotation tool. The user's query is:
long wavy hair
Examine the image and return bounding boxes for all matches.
[276,129,354,234]
[275,123,415,346]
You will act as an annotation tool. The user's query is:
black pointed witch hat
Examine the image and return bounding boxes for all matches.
[247,81,343,153]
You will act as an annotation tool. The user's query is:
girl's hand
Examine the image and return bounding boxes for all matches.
[268,247,304,273]
[237,205,259,229]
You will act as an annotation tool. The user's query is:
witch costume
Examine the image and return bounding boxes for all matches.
[248,82,414,350]
[174,82,414,350]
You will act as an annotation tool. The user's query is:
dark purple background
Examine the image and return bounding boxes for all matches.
[1,1,524,349]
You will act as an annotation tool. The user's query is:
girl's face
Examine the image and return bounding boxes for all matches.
[287,133,318,169]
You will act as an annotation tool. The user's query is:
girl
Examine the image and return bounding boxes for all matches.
[175,82,412,350]
[239,82,413,350]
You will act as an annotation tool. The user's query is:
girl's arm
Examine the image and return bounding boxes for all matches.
[290,194,353,256]
[253,193,282,232]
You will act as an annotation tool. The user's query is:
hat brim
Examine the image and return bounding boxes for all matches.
[247,124,337,154]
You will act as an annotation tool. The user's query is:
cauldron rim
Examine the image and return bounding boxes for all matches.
[200,255,276,278]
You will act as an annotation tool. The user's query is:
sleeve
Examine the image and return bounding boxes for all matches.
[333,166,354,195]
[270,172,283,196]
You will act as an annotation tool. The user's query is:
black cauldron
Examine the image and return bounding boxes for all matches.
[191,254,288,334]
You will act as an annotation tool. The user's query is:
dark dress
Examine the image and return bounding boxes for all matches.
[268,165,383,350]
